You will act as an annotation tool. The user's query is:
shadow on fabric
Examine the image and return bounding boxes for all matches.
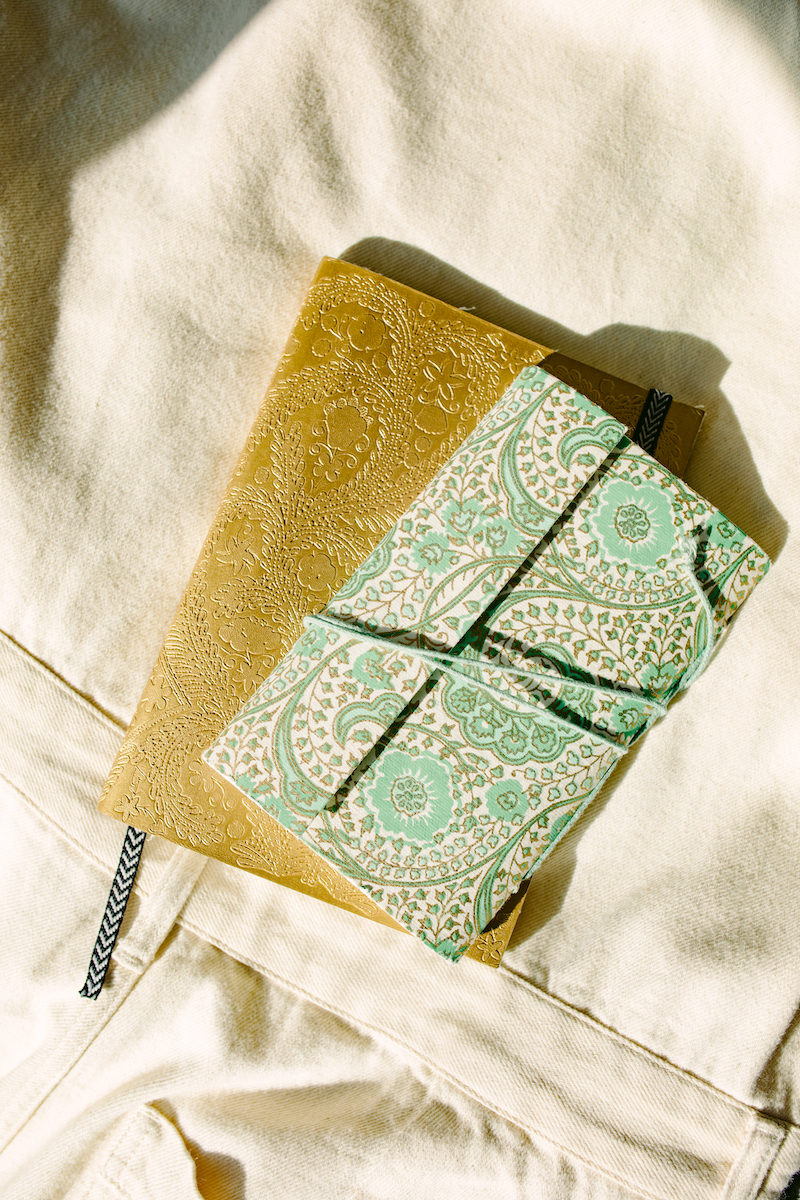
[0,0,272,452]
[342,237,787,565]
[724,0,800,80]
[342,236,788,947]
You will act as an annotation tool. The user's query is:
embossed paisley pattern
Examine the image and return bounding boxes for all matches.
[205,365,769,961]
[98,258,704,967]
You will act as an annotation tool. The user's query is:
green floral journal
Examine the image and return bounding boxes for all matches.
[203,365,769,960]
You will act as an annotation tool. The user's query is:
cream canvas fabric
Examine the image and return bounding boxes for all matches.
[1,2,800,1198]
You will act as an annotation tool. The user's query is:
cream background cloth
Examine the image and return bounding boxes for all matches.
[1,1,800,1197]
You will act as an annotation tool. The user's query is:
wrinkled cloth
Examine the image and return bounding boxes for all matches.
[1,1,800,1197]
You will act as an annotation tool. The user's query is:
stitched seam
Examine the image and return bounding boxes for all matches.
[175,914,706,1200]
[69,1109,146,1200]
[93,1177,129,1200]
[721,1116,787,1200]
[0,959,138,1159]
[115,854,205,969]
[95,1108,160,1200]
[2,625,795,1194]
[3,666,743,1115]
[722,1114,760,1200]
[0,629,126,735]
[1,948,187,1172]
[0,767,160,899]
[0,594,774,1112]
[498,963,758,1114]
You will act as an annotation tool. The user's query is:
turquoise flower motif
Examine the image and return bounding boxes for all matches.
[285,777,324,816]
[363,748,454,842]
[442,496,485,538]
[707,512,743,552]
[441,498,512,552]
[350,647,395,689]
[427,935,462,961]
[470,701,502,740]
[497,722,529,761]
[612,702,648,734]
[410,530,452,577]
[640,658,683,700]
[446,685,476,717]
[588,479,676,568]
[530,720,560,756]
[486,778,529,823]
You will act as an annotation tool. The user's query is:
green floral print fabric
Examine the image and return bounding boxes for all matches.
[204,366,770,960]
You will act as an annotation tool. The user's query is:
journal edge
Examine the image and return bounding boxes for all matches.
[97,257,703,967]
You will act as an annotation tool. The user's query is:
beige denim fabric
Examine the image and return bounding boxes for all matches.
[2,2,800,1197]
[2,633,799,1200]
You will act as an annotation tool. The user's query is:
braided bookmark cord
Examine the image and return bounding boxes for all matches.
[77,387,673,999]
[633,388,673,454]
[79,825,146,999]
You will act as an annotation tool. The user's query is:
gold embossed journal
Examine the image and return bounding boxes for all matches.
[97,258,703,966]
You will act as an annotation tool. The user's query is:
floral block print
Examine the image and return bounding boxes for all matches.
[204,365,770,960]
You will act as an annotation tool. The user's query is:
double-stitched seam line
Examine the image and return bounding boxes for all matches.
[174,915,706,1200]
[720,1114,788,1200]
[0,631,125,735]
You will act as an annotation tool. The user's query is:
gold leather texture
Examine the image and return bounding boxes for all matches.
[98,258,703,965]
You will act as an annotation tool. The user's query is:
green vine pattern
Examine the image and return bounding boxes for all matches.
[205,366,769,960]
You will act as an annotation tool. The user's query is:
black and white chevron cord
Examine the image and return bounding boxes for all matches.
[633,387,673,455]
[80,825,146,999]
[76,388,672,1002]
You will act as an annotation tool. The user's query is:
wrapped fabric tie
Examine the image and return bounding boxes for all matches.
[302,610,670,752]
[88,259,708,988]
[204,365,769,960]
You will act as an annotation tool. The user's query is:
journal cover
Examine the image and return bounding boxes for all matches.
[205,365,766,959]
[98,257,703,965]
